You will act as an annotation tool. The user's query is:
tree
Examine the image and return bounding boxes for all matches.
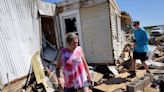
[121,11,132,33]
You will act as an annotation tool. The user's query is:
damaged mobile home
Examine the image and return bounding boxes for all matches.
[0,0,126,88]
[0,0,57,87]
[57,0,126,64]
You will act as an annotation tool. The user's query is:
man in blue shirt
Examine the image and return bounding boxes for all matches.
[128,21,150,78]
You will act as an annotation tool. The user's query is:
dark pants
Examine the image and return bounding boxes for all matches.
[133,51,147,61]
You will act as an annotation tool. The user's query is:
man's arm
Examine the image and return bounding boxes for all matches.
[137,31,149,45]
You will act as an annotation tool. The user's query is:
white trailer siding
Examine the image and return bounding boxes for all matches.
[80,2,114,64]
[109,1,126,60]
[57,0,125,64]
[0,0,40,85]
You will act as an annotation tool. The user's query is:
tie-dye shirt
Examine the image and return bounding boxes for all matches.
[61,46,87,88]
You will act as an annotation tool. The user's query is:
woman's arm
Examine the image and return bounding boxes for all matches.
[56,51,62,77]
[80,47,92,83]
[56,51,64,89]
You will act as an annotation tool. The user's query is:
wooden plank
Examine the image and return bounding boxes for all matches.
[32,51,54,92]
[2,79,26,92]
[32,53,44,84]
[3,75,27,87]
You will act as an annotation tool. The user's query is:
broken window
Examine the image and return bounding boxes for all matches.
[64,17,77,34]
[64,17,80,45]
[41,17,58,62]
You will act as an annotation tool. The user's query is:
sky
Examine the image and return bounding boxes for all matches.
[44,0,164,27]
[116,0,164,27]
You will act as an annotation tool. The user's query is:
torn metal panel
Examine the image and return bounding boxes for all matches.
[136,60,164,70]
[0,0,41,85]
[57,0,107,14]
[42,37,58,62]
[80,0,107,8]
[38,0,56,16]
[42,45,58,62]
[147,61,164,70]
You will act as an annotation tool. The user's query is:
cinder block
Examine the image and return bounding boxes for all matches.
[144,73,154,82]
[127,76,150,92]
[140,76,150,88]
[127,80,143,92]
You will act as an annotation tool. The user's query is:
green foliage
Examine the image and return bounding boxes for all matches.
[144,26,156,34]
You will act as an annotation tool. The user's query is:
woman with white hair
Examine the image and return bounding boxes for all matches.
[56,32,92,92]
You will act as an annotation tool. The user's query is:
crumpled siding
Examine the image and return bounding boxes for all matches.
[0,0,40,85]
[110,0,126,60]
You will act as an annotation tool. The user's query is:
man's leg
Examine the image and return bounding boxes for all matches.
[142,61,150,73]
[141,52,150,73]
[127,59,136,78]
[127,51,138,78]
[132,59,136,71]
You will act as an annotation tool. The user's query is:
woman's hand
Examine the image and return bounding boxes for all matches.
[88,76,93,86]
[58,78,64,89]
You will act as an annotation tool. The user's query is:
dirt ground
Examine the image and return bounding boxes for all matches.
[2,50,161,92]
[92,69,158,92]
[2,69,159,92]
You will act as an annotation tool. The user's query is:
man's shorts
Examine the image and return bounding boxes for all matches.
[133,51,147,61]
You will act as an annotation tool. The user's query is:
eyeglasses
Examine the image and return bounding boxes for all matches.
[133,24,137,26]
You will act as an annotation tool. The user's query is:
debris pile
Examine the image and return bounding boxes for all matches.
[149,70,164,92]
[117,33,164,72]
[149,35,164,63]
